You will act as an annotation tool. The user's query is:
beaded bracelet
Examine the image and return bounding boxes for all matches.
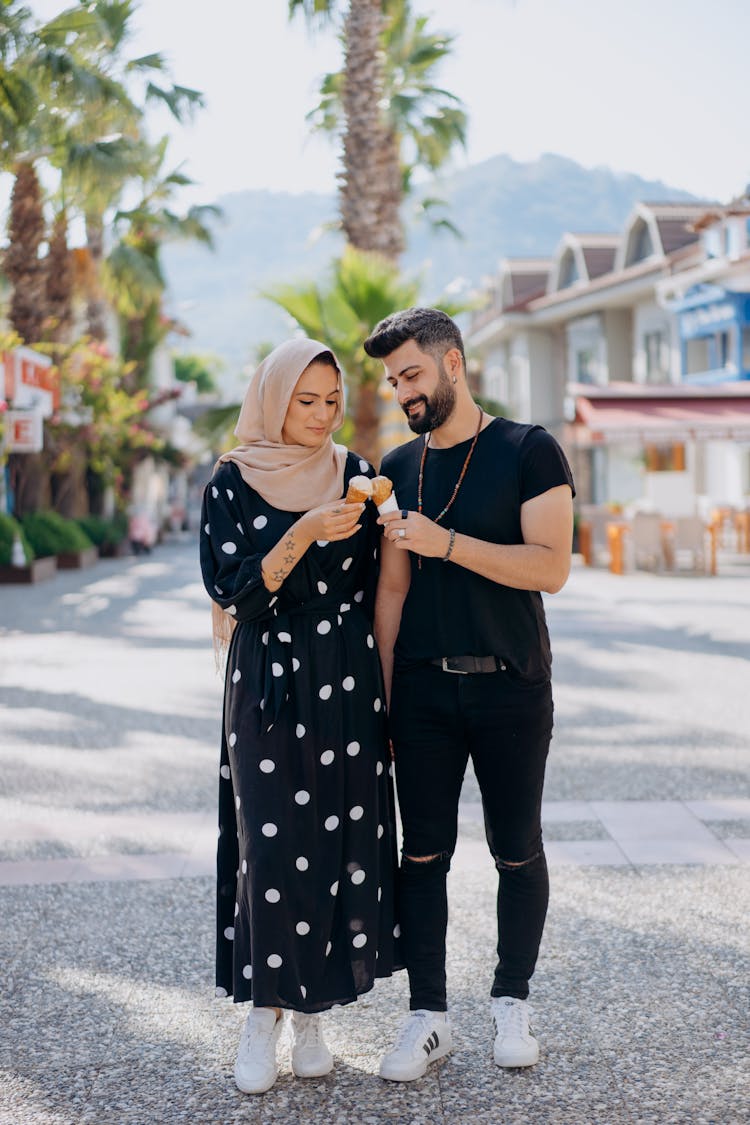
[442,527,456,562]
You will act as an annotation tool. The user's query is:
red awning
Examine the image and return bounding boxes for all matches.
[572,388,750,444]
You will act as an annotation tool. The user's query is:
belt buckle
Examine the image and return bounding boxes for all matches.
[441,656,468,674]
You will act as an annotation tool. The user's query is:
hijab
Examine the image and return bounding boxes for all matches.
[211,337,347,667]
[217,337,348,511]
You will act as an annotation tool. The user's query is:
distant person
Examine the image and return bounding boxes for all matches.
[365,307,574,1080]
[199,339,401,1095]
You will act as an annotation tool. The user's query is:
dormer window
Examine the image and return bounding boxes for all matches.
[559,251,579,289]
[631,220,654,263]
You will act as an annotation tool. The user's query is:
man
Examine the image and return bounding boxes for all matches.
[365,307,574,1082]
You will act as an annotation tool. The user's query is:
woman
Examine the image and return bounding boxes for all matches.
[199,338,400,1095]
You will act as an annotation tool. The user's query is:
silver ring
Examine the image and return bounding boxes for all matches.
[396,528,406,539]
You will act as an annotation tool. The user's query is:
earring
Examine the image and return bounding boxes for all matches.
[452,377,457,384]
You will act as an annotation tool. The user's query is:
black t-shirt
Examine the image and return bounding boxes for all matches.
[381,417,575,682]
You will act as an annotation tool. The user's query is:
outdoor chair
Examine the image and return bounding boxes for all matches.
[672,517,710,573]
[631,512,666,571]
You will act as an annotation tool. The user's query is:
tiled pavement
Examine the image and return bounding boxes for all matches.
[1,543,748,1123]
[0,796,748,887]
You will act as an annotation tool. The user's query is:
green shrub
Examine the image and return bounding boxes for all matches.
[78,512,129,547]
[0,512,35,566]
[21,511,94,557]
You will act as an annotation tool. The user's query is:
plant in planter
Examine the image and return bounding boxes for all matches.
[0,511,57,583]
[21,510,98,569]
[77,511,130,557]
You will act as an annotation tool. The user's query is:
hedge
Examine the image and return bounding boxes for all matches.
[77,512,128,548]
[0,512,35,566]
[21,511,94,558]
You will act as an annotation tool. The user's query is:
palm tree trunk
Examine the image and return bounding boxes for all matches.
[44,211,74,343]
[339,0,403,262]
[4,161,46,344]
[85,212,110,342]
[352,380,381,465]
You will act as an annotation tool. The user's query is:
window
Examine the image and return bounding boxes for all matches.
[686,337,710,376]
[705,228,722,258]
[559,252,579,289]
[644,331,669,384]
[576,348,595,383]
[629,220,654,263]
[742,327,750,373]
[644,444,686,472]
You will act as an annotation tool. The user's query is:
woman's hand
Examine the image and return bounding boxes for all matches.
[378,509,452,559]
[297,500,365,545]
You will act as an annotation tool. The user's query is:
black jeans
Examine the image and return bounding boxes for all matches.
[389,662,553,1011]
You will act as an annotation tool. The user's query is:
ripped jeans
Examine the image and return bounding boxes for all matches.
[389,662,553,1011]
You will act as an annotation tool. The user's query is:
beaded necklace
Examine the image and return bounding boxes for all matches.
[416,404,483,567]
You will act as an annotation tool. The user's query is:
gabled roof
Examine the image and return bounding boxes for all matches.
[549,233,620,292]
[498,257,552,310]
[616,202,712,270]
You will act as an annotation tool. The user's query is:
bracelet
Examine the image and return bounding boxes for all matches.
[442,527,456,562]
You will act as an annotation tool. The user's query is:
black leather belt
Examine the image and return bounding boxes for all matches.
[430,655,506,675]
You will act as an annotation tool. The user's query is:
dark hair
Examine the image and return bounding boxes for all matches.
[306,349,340,376]
[363,307,465,366]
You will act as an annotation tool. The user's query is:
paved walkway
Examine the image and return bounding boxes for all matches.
[1,544,748,1123]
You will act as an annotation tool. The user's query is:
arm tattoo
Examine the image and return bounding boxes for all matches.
[265,528,301,590]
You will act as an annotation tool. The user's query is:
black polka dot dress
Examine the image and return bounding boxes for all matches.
[199,453,402,1012]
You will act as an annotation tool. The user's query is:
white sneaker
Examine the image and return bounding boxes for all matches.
[491,996,539,1067]
[290,1011,334,1078]
[379,1010,452,1082]
[234,1007,284,1094]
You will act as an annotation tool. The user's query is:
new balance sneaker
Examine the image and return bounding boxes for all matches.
[291,1011,334,1078]
[379,1010,452,1082]
[491,996,539,1067]
[234,1007,284,1094]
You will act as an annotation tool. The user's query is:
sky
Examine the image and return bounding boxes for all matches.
[27,0,750,207]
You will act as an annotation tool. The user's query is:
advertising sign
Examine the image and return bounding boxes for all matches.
[6,410,44,453]
[2,347,59,417]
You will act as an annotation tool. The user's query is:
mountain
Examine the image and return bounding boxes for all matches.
[162,152,699,394]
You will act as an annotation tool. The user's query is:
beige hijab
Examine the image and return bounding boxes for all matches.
[212,337,347,667]
[217,337,348,511]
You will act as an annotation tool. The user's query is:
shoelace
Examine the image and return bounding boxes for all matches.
[240,1015,277,1055]
[393,1012,430,1053]
[294,1015,322,1049]
[493,1000,531,1038]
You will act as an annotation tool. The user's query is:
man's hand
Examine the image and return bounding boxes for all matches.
[378,508,451,559]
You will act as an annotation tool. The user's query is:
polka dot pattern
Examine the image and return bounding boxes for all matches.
[205,456,398,1009]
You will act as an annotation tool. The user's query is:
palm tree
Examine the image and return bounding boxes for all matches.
[0,2,121,342]
[54,0,205,339]
[288,0,466,453]
[291,0,466,257]
[290,0,402,260]
[264,246,420,462]
[105,137,220,387]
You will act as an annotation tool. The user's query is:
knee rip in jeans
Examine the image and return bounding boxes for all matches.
[494,848,543,872]
[403,850,452,865]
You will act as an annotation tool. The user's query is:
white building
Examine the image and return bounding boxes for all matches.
[467,201,750,515]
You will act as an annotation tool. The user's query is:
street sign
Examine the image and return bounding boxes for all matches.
[2,347,59,417]
[6,410,44,453]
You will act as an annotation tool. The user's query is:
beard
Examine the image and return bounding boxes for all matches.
[402,361,456,434]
